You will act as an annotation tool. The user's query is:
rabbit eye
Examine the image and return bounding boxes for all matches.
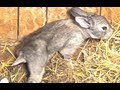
[102,26,107,30]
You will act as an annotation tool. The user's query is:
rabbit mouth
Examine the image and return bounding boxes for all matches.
[88,31,106,39]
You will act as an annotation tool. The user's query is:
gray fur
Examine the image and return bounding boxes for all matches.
[12,7,114,83]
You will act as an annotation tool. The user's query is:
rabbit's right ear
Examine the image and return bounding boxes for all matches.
[75,16,92,29]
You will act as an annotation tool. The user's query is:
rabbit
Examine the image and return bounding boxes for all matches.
[11,7,114,83]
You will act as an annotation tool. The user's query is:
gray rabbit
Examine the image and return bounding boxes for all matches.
[12,7,114,83]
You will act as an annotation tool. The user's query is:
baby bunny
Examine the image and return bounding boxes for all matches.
[12,7,113,83]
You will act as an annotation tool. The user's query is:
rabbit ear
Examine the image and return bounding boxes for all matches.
[11,52,26,66]
[75,16,92,29]
[70,7,88,17]
[11,57,26,66]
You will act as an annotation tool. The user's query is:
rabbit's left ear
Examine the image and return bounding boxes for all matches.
[75,16,93,29]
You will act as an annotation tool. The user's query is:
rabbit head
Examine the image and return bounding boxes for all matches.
[70,7,114,39]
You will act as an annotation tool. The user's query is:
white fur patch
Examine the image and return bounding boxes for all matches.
[0,78,9,83]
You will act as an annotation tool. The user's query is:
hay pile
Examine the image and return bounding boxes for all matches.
[0,22,120,83]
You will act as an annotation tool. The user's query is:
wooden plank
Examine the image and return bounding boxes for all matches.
[101,7,112,23]
[80,7,100,15]
[0,7,17,43]
[19,7,45,38]
[48,7,68,23]
[109,7,120,23]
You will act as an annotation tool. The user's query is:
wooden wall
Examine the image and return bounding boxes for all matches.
[0,7,120,44]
